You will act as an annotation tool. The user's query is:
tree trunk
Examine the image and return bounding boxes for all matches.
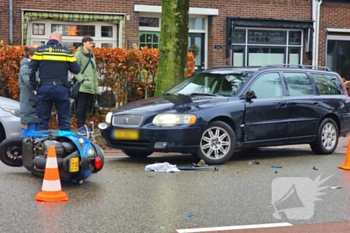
[155,0,189,96]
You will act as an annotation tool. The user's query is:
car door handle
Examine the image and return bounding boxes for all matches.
[313,102,319,105]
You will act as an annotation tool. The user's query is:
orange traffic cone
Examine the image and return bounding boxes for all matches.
[35,145,68,202]
[338,139,350,170]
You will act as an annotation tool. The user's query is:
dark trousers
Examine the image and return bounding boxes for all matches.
[76,92,94,128]
[36,85,71,131]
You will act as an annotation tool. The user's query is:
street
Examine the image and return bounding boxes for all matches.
[1,144,350,233]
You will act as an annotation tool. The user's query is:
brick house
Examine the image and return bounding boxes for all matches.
[1,0,350,78]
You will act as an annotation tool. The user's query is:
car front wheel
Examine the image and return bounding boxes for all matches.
[310,118,339,154]
[196,121,236,165]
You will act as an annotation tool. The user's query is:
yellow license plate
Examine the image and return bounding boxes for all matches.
[69,157,79,172]
[114,129,139,140]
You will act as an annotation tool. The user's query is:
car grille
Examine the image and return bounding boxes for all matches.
[109,139,149,149]
[112,115,143,127]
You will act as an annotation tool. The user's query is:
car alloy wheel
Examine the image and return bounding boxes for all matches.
[310,118,339,154]
[321,122,337,150]
[198,121,236,165]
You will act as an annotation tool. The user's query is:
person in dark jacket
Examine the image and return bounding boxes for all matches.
[29,31,81,131]
[19,47,38,136]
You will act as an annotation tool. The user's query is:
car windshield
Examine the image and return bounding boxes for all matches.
[164,72,251,96]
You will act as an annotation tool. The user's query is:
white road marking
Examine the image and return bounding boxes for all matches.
[176,222,293,233]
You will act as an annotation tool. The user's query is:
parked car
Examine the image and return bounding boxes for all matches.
[98,65,350,165]
[0,96,21,142]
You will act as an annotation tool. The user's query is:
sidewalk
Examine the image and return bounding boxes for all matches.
[102,136,350,157]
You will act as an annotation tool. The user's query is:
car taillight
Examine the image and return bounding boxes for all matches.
[94,157,102,170]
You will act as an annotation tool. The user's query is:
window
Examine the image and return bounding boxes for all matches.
[51,24,95,36]
[248,30,286,44]
[311,73,345,95]
[101,43,113,48]
[248,47,285,66]
[101,26,113,37]
[284,73,314,96]
[33,23,45,35]
[61,42,83,48]
[32,41,46,47]
[289,48,300,64]
[139,32,160,49]
[233,46,244,66]
[28,21,118,48]
[233,30,245,43]
[232,29,303,66]
[326,39,350,80]
[250,73,282,98]
[139,17,159,27]
[189,18,205,30]
[289,31,302,45]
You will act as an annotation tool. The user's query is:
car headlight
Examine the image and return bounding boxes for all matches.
[152,114,197,126]
[1,106,20,117]
[105,112,113,124]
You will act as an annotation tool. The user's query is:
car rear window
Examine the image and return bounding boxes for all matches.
[311,73,345,95]
[284,72,314,96]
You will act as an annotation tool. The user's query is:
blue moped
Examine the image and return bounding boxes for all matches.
[0,122,104,183]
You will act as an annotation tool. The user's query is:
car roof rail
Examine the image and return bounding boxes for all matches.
[258,64,332,71]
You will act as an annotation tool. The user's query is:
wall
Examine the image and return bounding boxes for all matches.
[319,1,350,67]
[1,0,312,67]
[198,0,312,66]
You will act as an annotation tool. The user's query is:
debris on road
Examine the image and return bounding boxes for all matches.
[271,165,282,169]
[329,186,342,189]
[313,166,318,171]
[187,213,194,218]
[248,160,260,165]
[195,159,207,167]
[145,162,180,173]
[178,165,221,171]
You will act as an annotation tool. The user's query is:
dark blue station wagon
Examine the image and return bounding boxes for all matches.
[99,65,350,165]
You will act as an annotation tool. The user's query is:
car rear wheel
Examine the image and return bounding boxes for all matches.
[196,121,236,165]
[122,150,153,158]
[310,118,338,154]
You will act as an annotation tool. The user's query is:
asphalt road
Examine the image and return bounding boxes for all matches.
[1,146,350,233]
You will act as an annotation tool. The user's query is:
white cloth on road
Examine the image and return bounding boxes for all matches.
[145,162,180,173]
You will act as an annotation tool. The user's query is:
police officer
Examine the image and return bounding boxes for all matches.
[29,31,81,131]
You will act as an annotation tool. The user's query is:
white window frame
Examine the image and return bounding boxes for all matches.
[231,27,304,66]
[138,13,208,69]
[28,20,119,48]
[138,13,161,32]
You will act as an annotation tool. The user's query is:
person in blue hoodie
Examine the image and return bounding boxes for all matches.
[19,47,38,136]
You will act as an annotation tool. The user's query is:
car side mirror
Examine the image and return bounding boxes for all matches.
[245,90,257,102]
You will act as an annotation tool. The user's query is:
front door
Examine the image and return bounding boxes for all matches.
[244,72,290,145]
[188,33,205,72]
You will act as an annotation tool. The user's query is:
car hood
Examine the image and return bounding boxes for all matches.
[0,96,20,108]
[113,95,233,114]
